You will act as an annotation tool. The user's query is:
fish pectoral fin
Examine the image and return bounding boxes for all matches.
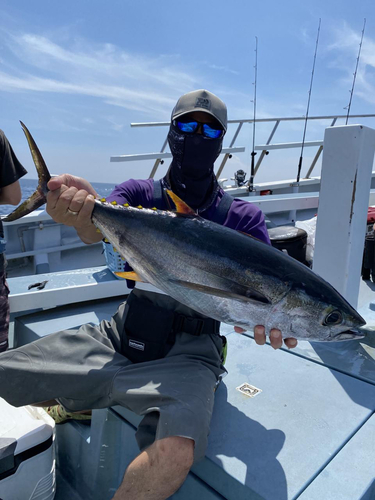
[166,190,196,215]
[170,279,270,305]
[114,271,145,282]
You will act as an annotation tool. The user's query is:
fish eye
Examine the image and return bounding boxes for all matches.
[324,310,343,326]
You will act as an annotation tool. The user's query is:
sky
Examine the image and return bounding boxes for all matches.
[1,0,375,186]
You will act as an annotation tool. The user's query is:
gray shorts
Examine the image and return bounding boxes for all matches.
[0,291,226,461]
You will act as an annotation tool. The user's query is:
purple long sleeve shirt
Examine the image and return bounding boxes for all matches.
[107,178,271,245]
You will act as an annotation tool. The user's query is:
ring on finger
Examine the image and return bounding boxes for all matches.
[67,208,79,215]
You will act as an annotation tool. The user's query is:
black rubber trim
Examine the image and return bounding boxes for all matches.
[0,436,53,481]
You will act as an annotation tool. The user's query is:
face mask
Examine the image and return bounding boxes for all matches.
[167,125,223,209]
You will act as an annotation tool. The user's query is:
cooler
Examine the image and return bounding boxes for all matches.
[0,399,56,500]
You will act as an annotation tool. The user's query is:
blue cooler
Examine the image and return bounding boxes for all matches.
[0,399,56,500]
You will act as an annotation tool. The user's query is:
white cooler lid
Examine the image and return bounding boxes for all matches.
[0,398,54,455]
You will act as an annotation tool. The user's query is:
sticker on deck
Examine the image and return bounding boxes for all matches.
[236,383,262,398]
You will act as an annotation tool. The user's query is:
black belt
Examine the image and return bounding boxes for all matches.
[173,313,220,336]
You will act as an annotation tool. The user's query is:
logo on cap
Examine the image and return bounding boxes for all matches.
[195,97,210,110]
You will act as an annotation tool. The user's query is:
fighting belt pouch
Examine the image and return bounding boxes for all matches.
[123,292,174,363]
[122,292,220,363]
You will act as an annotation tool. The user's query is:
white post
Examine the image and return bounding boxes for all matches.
[313,125,375,308]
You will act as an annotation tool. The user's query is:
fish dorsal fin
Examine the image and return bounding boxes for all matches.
[166,190,196,215]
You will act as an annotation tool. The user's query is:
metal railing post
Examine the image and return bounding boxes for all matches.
[305,118,337,178]
[216,122,243,179]
[254,120,280,175]
[149,137,169,178]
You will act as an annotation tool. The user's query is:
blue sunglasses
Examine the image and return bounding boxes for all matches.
[174,120,224,139]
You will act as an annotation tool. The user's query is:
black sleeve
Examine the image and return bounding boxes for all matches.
[0,130,28,188]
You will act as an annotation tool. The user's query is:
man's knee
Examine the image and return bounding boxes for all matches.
[152,436,194,472]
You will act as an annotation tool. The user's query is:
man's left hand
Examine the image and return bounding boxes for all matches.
[234,325,298,350]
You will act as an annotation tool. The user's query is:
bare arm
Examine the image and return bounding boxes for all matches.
[46,174,103,244]
[0,180,22,205]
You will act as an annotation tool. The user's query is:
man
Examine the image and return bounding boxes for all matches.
[0,90,297,500]
[0,130,28,352]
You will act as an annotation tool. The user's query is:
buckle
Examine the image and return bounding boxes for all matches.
[193,318,204,336]
[184,317,204,336]
[173,314,204,335]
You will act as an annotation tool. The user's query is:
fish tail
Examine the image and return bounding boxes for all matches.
[3,122,51,222]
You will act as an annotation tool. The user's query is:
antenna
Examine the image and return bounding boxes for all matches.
[249,36,258,192]
[296,19,321,184]
[345,18,366,125]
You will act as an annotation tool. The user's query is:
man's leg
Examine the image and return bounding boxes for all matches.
[0,320,130,409]
[113,436,194,500]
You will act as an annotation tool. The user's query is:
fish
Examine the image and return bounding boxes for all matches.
[4,122,367,342]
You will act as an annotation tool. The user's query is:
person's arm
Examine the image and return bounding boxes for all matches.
[46,175,102,244]
[0,179,22,205]
[0,130,28,204]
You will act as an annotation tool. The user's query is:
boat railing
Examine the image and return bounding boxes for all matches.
[110,114,375,184]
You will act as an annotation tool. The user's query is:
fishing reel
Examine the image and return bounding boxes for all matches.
[234,169,247,187]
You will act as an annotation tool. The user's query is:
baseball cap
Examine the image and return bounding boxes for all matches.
[171,89,227,131]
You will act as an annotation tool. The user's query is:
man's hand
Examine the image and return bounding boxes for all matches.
[46,174,102,244]
[234,325,298,350]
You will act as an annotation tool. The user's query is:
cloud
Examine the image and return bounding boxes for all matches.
[327,22,375,106]
[0,30,201,117]
[209,64,240,76]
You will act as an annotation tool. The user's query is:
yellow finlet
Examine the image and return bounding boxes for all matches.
[123,203,129,207]
[111,201,117,205]
[166,190,195,215]
[115,271,144,282]
[100,198,106,202]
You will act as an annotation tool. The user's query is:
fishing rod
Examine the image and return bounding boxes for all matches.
[249,36,258,192]
[345,18,366,125]
[296,19,321,184]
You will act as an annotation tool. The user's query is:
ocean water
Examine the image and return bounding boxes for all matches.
[0,178,117,216]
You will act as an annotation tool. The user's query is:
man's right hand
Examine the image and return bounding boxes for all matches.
[46,174,103,244]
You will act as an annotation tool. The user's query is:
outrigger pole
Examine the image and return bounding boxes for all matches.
[296,19,321,184]
[345,18,366,125]
[248,36,258,192]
